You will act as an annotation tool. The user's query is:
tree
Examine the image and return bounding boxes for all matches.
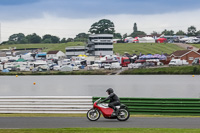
[74,33,89,42]
[133,23,138,32]
[89,19,115,34]
[42,34,52,41]
[176,30,186,35]
[60,38,67,43]
[151,31,159,36]
[130,23,146,38]
[26,33,41,43]
[161,29,174,35]
[8,33,25,43]
[20,38,28,44]
[51,36,60,43]
[187,26,197,36]
[42,34,60,43]
[113,33,122,39]
[123,33,128,39]
[130,31,146,38]
[43,38,52,43]
[66,38,74,42]
[196,30,200,36]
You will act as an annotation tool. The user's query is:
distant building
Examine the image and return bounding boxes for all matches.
[86,34,113,56]
[0,52,6,57]
[169,50,200,64]
[47,50,65,59]
[65,34,114,57]
[65,46,86,58]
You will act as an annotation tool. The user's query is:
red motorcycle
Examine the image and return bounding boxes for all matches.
[87,98,130,121]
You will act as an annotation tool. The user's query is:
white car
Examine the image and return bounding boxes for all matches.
[128,63,145,69]
[104,64,111,70]
[20,67,31,72]
[110,62,122,69]
[73,66,80,71]
[53,65,61,71]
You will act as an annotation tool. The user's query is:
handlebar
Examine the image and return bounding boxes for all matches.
[94,98,101,103]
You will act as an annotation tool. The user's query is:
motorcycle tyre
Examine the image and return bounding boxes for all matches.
[117,109,130,121]
[87,108,100,121]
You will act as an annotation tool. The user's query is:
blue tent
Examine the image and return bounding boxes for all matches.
[2,69,9,73]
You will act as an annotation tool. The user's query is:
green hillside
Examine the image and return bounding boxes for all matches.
[0,42,86,53]
[113,43,184,55]
[190,44,200,49]
[0,42,184,55]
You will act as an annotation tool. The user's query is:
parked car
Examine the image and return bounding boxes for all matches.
[32,68,38,72]
[110,62,122,69]
[6,66,20,71]
[49,63,57,70]
[20,67,30,72]
[53,65,61,71]
[72,66,79,71]
[60,65,73,72]
[104,64,111,70]
[192,58,200,65]
[128,63,146,69]
[91,64,100,70]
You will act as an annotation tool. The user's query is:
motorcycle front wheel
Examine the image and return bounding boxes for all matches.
[87,108,100,121]
[117,108,130,121]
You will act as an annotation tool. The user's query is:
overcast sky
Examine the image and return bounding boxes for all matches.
[0,0,200,42]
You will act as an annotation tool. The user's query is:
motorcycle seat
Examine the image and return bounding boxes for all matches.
[120,104,126,108]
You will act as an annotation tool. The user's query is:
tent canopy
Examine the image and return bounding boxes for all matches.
[16,58,26,62]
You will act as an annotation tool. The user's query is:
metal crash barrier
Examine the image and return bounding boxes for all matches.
[0,96,93,113]
[93,97,200,115]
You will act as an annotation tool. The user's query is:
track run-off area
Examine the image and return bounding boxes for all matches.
[0,117,200,129]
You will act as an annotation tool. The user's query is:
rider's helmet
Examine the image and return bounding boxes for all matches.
[106,88,114,95]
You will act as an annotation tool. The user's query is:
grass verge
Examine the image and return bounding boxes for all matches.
[0,70,111,75]
[0,128,200,133]
[121,65,200,75]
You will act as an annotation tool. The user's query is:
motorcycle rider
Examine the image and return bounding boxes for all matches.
[100,88,120,116]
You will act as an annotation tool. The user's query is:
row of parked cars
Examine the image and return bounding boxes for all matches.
[87,62,122,70]
[128,60,163,69]
[127,59,189,69]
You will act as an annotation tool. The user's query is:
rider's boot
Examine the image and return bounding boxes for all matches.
[111,107,118,116]
[116,108,119,115]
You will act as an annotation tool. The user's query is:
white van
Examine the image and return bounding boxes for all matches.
[169,59,188,66]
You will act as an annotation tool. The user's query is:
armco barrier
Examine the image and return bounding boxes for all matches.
[0,96,93,113]
[93,97,200,115]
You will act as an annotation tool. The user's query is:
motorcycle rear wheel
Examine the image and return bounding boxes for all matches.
[87,109,100,121]
[117,109,130,121]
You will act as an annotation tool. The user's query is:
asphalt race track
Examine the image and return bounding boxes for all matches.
[0,117,200,129]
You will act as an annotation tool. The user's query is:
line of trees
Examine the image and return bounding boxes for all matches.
[1,33,74,45]
[1,19,200,45]
[161,26,200,36]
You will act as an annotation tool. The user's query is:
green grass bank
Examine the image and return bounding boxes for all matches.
[0,42,85,53]
[0,43,184,55]
[121,65,200,75]
[191,44,200,49]
[0,70,111,75]
[113,43,184,55]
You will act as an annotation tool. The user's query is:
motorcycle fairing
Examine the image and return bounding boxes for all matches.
[94,102,114,117]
